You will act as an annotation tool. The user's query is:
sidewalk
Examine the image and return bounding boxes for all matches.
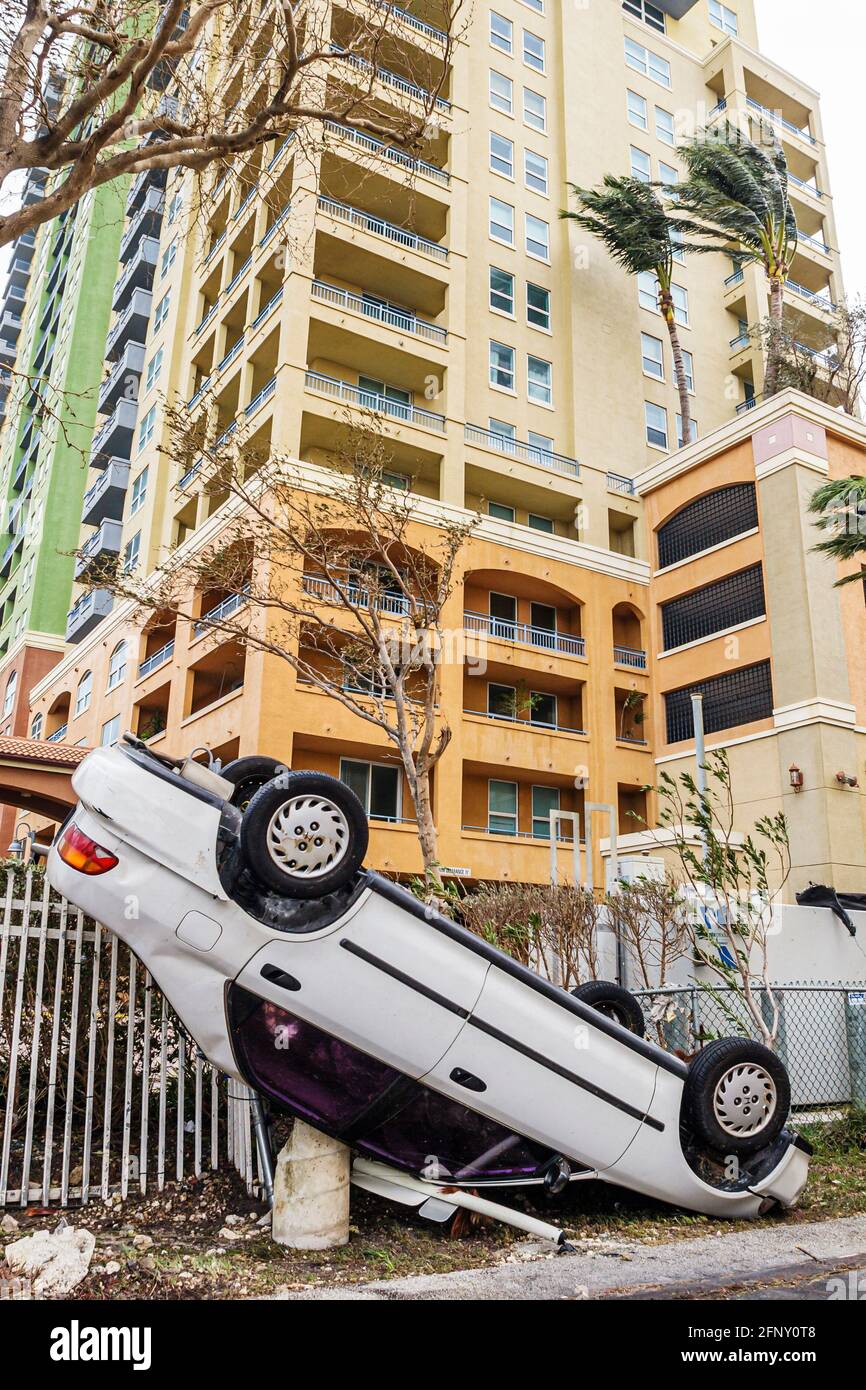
[268,1213,866,1301]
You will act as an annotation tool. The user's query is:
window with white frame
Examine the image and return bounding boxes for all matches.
[30,712,42,740]
[638,269,659,311]
[3,670,16,717]
[523,31,545,72]
[660,160,679,193]
[520,0,544,12]
[107,640,127,691]
[489,418,517,443]
[524,149,548,194]
[527,282,551,330]
[123,532,141,573]
[623,0,666,34]
[74,670,92,717]
[137,404,157,452]
[655,106,675,145]
[531,784,560,839]
[488,779,518,834]
[528,355,552,405]
[167,191,183,225]
[525,213,549,260]
[488,501,515,522]
[490,11,513,53]
[528,431,554,464]
[677,415,699,447]
[627,90,648,130]
[709,0,738,36]
[489,70,513,114]
[641,332,664,380]
[681,348,695,392]
[490,340,516,390]
[144,346,163,393]
[101,714,121,747]
[130,467,148,515]
[490,196,515,245]
[670,225,686,264]
[340,758,401,821]
[630,146,652,182]
[528,513,554,534]
[160,238,177,279]
[672,283,689,327]
[523,88,547,132]
[490,131,514,177]
[624,36,671,89]
[153,291,171,332]
[490,266,515,315]
[645,401,669,449]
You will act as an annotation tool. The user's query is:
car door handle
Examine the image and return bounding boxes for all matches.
[450,1067,487,1093]
[260,963,301,992]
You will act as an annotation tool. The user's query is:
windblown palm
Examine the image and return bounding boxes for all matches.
[672,126,798,398]
[562,176,694,447]
[808,476,866,583]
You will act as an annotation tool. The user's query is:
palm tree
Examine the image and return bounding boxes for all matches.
[808,477,866,583]
[671,125,798,399]
[562,176,695,447]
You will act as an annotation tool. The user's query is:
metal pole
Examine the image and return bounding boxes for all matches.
[249,1091,275,1207]
[691,693,708,863]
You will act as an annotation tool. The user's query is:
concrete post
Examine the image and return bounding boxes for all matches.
[271,1121,351,1250]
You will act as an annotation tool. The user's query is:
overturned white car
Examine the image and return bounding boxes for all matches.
[47,736,810,1223]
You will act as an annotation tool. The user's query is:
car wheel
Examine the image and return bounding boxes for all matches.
[221,756,288,811]
[240,771,369,899]
[683,1038,790,1156]
[570,980,645,1036]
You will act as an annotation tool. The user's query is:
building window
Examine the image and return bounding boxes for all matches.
[160,238,177,279]
[638,270,659,312]
[670,226,686,264]
[153,291,171,332]
[676,415,698,447]
[524,149,549,194]
[101,714,121,747]
[624,36,671,89]
[630,146,652,183]
[709,0,738,36]
[655,106,675,145]
[490,266,515,315]
[523,31,545,72]
[528,355,552,404]
[489,70,513,115]
[340,758,400,821]
[528,431,554,464]
[488,682,516,718]
[490,131,515,178]
[662,564,765,651]
[681,348,695,393]
[672,284,689,327]
[525,213,549,260]
[490,340,516,391]
[74,670,92,717]
[489,501,516,522]
[490,11,513,53]
[660,160,679,194]
[528,513,554,533]
[383,470,410,491]
[30,712,42,740]
[531,785,560,839]
[489,418,517,443]
[130,467,148,515]
[123,532,141,573]
[665,661,772,745]
[645,401,668,449]
[527,282,551,330]
[3,670,16,717]
[641,332,665,380]
[523,88,547,132]
[137,404,157,452]
[488,779,518,835]
[107,640,127,691]
[623,0,666,33]
[521,0,544,11]
[167,191,183,225]
[627,90,648,130]
[489,196,515,245]
[657,482,759,568]
[144,346,163,393]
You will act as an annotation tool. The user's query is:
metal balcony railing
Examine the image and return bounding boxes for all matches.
[194,584,250,637]
[465,424,578,476]
[260,201,292,249]
[725,268,745,288]
[736,394,761,414]
[46,724,68,744]
[311,280,447,343]
[614,645,647,670]
[369,0,448,46]
[746,97,816,145]
[463,611,586,658]
[303,573,423,618]
[139,639,175,678]
[317,196,448,260]
[788,171,823,199]
[786,278,836,311]
[217,334,245,374]
[304,371,446,431]
[797,229,830,254]
[225,256,252,300]
[251,287,283,331]
[607,472,636,496]
[328,45,451,112]
[463,707,586,736]
[324,120,450,186]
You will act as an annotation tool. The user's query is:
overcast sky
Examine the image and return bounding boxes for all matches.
[755,0,866,300]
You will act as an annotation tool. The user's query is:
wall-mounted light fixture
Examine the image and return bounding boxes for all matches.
[789,765,804,792]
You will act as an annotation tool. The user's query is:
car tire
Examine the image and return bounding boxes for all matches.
[683,1037,790,1156]
[570,980,645,1036]
[221,756,288,811]
[240,771,369,899]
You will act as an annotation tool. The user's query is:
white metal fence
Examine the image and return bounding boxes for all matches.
[0,870,260,1208]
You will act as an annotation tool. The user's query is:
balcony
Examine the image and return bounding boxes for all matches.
[367,0,448,48]
[736,393,761,415]
[317,196,448,262]
[323,120,450,188]
[607,472,636,496]
[0,338,15,367]
[119,188,165,263]
[81,460,131,526]
[245,377,277,419]
[311,280,447,344]
[97,341,145,415]
[106,288,153,360]
[303,572,423,619]
[138,638,175,679]
[789,171,824,200]
[786,278,836,313]
[745,97,816,146]
[614,645,647,671]
[465,424,578,477]
[75,518,123,579]
[797,228,830,256]
[305,371,446,433]
[193,585,249,638]
[66,590,114,643]
[90,398,138,465]
[111,236,159,313]
[46,724,69,744]
[250,288,283,334]
[463,706,587,737]
[0,311,21,343]
[127,166,167,218]
[464,611,586,659]
[328,45,451,114]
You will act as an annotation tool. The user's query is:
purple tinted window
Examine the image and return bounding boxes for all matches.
[359,1088,550,1181]
[230,988,401,1130]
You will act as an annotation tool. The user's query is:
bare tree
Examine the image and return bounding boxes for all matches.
[461,881,602,990]
[751,299,866,415]
[0,0,463,247]
[92,415,475,895]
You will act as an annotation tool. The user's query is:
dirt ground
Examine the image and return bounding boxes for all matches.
[2,1148,865,1300]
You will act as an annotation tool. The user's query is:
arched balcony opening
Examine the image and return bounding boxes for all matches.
[612,602,647,671]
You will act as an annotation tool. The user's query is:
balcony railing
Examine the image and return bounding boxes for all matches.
[46,724,69,744]
[462,823,576,843]
[194,584,250,637]
[464,611,586,658]
[328,45,451,112]
[251,287,283,331]
[260,201,292,249]
[736,394,761,415]
[304,371,446,432]
[614,645,647,670]
[786,278,836,311]
[317,195,448,261]
[245,377,277,418]
[217,333,245,374]
[746,97,816,145]
[369,0,448,47]
[607,472,636,496]
[725,268,745,288]
[187,376,212,411]
[788,171,823,199]
[139,639,175,678]
[303,572,422,618]
[225,256,252,301]
[463,707,586,736]
[324,120,450,186]
[311,280,447,344]
[797,229,830,254]
[465,424,578,476]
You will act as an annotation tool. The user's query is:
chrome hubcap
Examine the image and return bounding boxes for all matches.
[266,795,349,879]
[713,1062,777,1137]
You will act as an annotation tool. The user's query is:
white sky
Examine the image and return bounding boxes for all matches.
[755,0,866,300]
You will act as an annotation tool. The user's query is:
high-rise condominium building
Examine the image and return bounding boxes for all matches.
[19,0,857,891]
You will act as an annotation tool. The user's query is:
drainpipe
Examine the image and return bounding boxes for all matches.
[691,693,707,865]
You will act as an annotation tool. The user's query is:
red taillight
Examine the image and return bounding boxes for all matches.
[57,823,119,876]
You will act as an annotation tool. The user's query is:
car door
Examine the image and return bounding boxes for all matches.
[421,963,659,1171]
[232,886,489,1081]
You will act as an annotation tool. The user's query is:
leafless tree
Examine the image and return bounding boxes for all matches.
[0,0,463,247]
[461,881,602,990]
[752,299,866,415]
